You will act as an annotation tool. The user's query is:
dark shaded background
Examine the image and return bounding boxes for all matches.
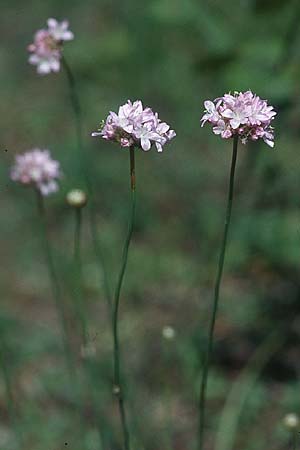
[1,0,300,449]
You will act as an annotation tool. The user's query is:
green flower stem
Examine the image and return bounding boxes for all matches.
[0,331,22,447]
[162,339,176,450]
[62,56,113,449]
[89,207,113,314]
[293,431,297,450]
[198,135,238,450]
[61,56,83,161]
[0,333,14,417]
[72,206,109,450]
[215,329,283,450]
[36,192,89,447]
[61,55,112,314]
[73,207,87,345]
[113,146,136,450]
[36,191,72,373]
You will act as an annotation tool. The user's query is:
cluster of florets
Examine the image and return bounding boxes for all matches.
[92,100,176,152]
[11,149,61,196]
[200,91,276,147]
[28,18,74,75]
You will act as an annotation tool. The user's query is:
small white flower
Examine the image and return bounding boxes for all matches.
[201,100,221,126]
[47,18,74,41]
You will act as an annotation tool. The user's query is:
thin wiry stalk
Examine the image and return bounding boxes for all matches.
[215,329,283,450]
[0,330,23,448]
[113,146,136,450]
[73,207,87,345]
[61,55,112,314]
[61,56,83,164]
[71,206,109,450]
[36,190,73,373]
[89,205,113,315]
[62,56,113,448]
[37,192,93,448]
[198,135,238,450]
[293,430,297,450]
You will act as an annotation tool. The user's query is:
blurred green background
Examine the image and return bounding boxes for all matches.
[1,0,300,449]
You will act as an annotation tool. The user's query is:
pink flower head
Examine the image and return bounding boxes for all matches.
[28,18,74,75]
[11,149,61,196]
[200,91,276,147]
[92,100,176,152]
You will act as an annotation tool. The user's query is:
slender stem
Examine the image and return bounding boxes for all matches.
[89,207,113,314]
[61,56,83,157]
[215,329,283,450]
[198,136,238,450]
[73,208,87,345]
[130,146,136,191]
[0,332,14,416]
[61,55,112,314]
[0,330,23,447]
[162,339,175,450]
[70,208,110,450]
[61,57,111,449]
[113,146,136,450]
[36,191,72,373]
[293,431,297,450]
[74,208,82,260]
[276,0,300,69]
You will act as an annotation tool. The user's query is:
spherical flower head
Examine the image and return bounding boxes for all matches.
[11,149,61,196]
[92,99,176,152]
[283,413,300,431]
[162,325,176,340]
[28,18,74,75]
[200,91,276,148]
[28,29,61,74]
[66,189,87,208]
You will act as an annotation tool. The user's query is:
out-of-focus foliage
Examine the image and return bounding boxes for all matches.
[1,0,300,449]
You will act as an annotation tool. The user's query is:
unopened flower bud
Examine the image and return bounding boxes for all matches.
[162,325,176,340]
[112,385,121,396]
[283,413,300,431]
[66,189,87,208]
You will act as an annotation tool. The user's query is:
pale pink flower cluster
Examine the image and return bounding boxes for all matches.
[11,149,61,196]
[28,18,74,75]
[200,91,276,147]
[92,100,176,152]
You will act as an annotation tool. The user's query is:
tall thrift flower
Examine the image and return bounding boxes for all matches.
[92,100,175,450]
[201,90,276,147]
[11,149,61,195]
[197,92,276,450]
[28,18,74,74]
[92,99,176,152]
[10,148,75,385]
